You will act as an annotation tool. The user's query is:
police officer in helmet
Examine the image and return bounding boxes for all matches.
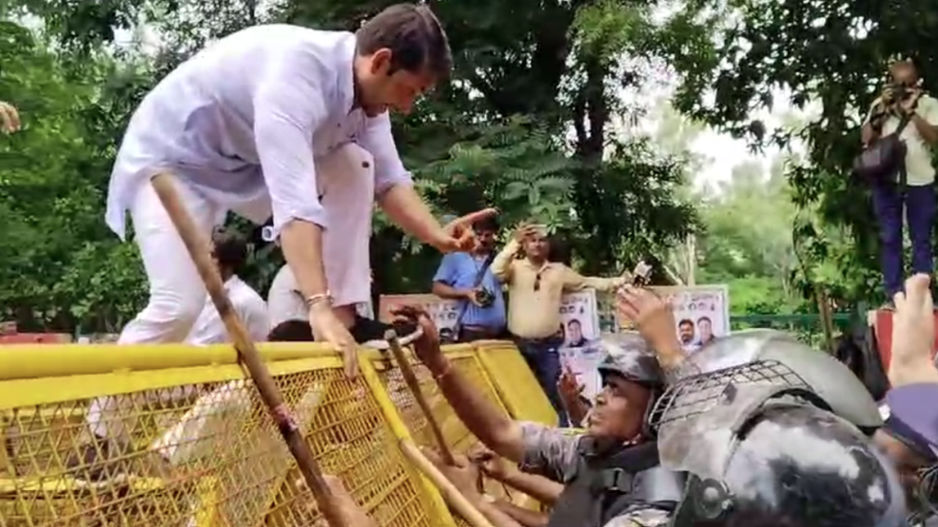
[393,305,684,527]
[617,287,909,527]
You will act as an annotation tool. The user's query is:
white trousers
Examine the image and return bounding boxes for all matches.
[88,143,375,440]
[119,142,375,344]
[149,379,325,526]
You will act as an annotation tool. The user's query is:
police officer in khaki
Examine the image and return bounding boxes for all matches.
[394,305,683,527]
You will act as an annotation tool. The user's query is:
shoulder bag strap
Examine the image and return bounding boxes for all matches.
[455,251,498,332]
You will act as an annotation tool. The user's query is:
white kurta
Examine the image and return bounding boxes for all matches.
[88,26,394,447]
[186,275,270,344]
[267,264,375,329]
[267,264,308,328]
[105,24,412,240]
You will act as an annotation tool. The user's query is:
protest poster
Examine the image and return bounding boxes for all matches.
[558,290,601,346]
[557,290,606,402]
[378,294,462,341]
[616,285,730,355]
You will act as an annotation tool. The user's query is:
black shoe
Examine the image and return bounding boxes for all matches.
[350,316,419,348]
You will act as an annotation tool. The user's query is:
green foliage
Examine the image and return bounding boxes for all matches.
[417,118,577,228]
[698,162,796,285]
[1,0,702,332]
[665,0,938,306]
[723,276,796,315]
[0,21,148,331]
[685,142,813,315]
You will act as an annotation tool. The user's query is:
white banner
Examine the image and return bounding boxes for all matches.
[378,294,461,341]
[557,290,605,401]
[617,285,730,355]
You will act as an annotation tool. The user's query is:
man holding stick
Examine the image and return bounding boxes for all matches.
[104,3,493,378]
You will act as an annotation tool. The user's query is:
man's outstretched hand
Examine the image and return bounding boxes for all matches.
[433,208,499,253]
[391,305,448,374]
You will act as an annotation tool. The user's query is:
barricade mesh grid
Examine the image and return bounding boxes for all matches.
[373,351,514,526]
[1,366,433,527]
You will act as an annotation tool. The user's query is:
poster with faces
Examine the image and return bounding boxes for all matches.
[558,290,605,402]
[615,285,730,355]
[558,290,600,347]
[378,294,462,341]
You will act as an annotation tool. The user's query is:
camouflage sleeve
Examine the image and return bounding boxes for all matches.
[518,421,582,483]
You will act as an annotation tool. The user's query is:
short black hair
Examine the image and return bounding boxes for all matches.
[211,229,248,272]
[698,316,712,325]
[678,319,694,328]
[472,216,499,233]
[356,3,452,80]
[268,320,313,342]
[567,319,581,328]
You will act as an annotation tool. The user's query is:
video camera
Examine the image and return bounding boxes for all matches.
[474,287,495,308]
[883,81,917,106]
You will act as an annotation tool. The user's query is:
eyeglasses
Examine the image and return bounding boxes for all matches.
[534,270,543,291]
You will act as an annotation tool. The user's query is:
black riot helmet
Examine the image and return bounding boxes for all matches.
[596,332,665,389]
[680,329,884,432]
[595,332,664,438]
[650,358,908,527]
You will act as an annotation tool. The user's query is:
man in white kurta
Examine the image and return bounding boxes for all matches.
[104,4,489,375]
[185,233,270,345]
[186,274,269,345]
[73,4,493,483]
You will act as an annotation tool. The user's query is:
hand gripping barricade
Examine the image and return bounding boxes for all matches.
[647,331,908,527]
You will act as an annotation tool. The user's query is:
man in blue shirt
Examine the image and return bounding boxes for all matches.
[432,217,506,341]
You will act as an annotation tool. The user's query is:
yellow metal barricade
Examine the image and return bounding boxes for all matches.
[365,342,554,525]
[0,339,557,527]
[368,344,506,456]
[0,343,444,527]
[473,341,558,426]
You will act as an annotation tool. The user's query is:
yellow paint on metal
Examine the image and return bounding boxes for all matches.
[0,340,555,526]
[359,354,457,527]
[0,342,338,381]
[475,341,558,426]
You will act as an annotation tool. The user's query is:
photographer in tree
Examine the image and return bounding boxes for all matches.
[860,58,938,304]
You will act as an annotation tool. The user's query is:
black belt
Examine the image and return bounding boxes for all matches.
[513,335,561,345]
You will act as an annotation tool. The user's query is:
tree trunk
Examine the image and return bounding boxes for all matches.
[574,57,609,164]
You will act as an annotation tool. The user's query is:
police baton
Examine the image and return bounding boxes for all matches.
[150,173,348,527]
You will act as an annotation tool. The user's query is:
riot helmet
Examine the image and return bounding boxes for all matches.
[682,329,883,432]
[650,358,907,527]
[596,332,665,389]
[593,333,665,439]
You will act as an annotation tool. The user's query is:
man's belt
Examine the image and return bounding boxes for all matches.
[461,325,502,338]
[513,334,561,345]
